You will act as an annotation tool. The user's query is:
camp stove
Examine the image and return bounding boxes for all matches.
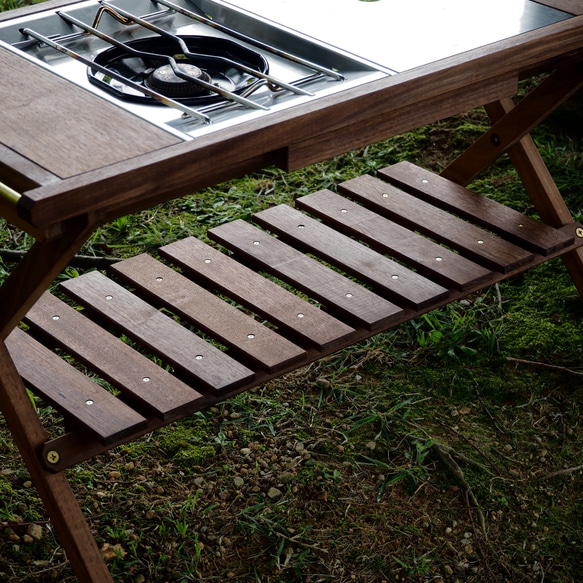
[0,0,391,141]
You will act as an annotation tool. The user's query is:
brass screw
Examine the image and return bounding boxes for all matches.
[46,450,60,464]
[576,227,583,238]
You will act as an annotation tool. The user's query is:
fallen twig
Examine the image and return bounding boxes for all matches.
[542,464,583,480]
[431,440,488,540]
[474,384,506,435]
[506,356,583,376]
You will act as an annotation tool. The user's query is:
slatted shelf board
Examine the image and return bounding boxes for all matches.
[7,163,582,472]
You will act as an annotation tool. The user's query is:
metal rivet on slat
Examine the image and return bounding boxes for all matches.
[477,240,484,245]
[156,277,163,282]
[392,275,399,279]
[253,241,260,245]
[435,257,443,262]
[518,224,524,228]
[247,334,255,339]
[422,179,429,184]
[298,224,305,229]
[204,259,211,263]
[195,355,203,360]
[341,209,348,213]
[86,400,94,405]
[105,295,113,300]
[52,315,60,321]
[143,377,150,383]
[346,293,353,298]
[382,193,389,198]
[297,313,305,318]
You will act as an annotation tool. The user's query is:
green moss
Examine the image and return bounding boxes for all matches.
[500,310,583,361]
[158,421,217,470]
[0,478,14,497]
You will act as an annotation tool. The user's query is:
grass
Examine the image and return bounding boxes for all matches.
[1,2,583,580]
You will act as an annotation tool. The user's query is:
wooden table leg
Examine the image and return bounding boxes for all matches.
[484,98,583,297]
[0,340,114,583]
[0,214,97,340]
[440,57,583,186]
[439,66,583,299]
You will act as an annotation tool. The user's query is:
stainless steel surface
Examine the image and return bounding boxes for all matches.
[0,0,389,141]
[223,0,572,72]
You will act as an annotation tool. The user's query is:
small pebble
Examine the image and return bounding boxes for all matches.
[279,471,294,483]
[233,477,244,489]
[267,487,282,500]
[27,524,43,542]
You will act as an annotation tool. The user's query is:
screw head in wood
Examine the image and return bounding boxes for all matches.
[576,227,583,238]
[46,450,60,464]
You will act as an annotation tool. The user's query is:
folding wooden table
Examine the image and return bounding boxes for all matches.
[1,1,583,580]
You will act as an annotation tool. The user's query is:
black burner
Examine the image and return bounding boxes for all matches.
[88,35,268,105]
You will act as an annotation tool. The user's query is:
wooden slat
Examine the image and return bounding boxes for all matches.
[209,219,404,332]
[252,205,449,310]
[296,189,493,291]
[379,161,573,256]
[339,174,534,273]
[6,328,147,445]
[23,292,204,420]
[159,237,356,352]
[60,271,254,396]
[110,254,307,373]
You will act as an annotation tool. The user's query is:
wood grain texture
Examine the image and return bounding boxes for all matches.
[24,292,205,420]
[110,254,307,373]
[60,271,255,395]
[379,161,573,255]
[0,48,179,180]
[296,189,493,291]
[209,219,404,331]
[6,327,147,444]
[159,237,356,351]
[339,175,534,273]
[0,143,60,191]
[531,0,583,15]
[284,75,518,172]
[253,205,449,310]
